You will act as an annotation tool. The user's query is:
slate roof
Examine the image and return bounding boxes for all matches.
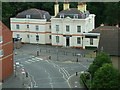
[16,8,51,21]
[55,8,90,19]
[89,26,119,33]
[98,29,120,56]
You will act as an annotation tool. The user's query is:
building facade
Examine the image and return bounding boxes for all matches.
[10,2,99,49]
[0,22,14,82]
[11,9,51,44]
[51,2,98,49]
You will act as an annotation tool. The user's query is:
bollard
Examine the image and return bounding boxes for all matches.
[49,56,51,60]
[37,51,39,56]
[76,72,78,76]
[26,72,28,77]
[76,58,78,62]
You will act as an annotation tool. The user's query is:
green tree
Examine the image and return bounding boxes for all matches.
[91,64,120,89]
[88,52,112,77]
[103,2,120,26]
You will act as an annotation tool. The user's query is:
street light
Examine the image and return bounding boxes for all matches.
[81,71,92,90]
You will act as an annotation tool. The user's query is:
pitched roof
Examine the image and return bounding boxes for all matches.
[89,26,119,33]
[98,29,120,56]
[16,8,51,21]
[55,8,90,19]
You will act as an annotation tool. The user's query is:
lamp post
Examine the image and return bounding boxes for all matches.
[81,71,91,90]
[36,34,39,56]
[56,26,59,61]
[76,54,81,62]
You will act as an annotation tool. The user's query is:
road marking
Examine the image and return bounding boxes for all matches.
[75,81,78,83]
[79,62,88,69]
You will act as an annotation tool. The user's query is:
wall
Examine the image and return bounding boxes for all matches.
[0,23,13,81]
[51,14,95,47]
[111,56,120,72]
[10,18,51,44]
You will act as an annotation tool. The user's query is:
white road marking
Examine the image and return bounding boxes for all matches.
[75,81,78,83]
[79,62,88,69]
[75,86,77,87]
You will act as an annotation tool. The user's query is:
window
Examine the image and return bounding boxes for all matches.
[77,26,81,32]
[77,37,81,44]
[16,25,19,29]
[49,35,51,39]
[0,36,2,43]
[27,35,29,38]
[49,25,51,29]
[60,14,64,18]
[36,25,39,30]
[90,38,93,45]
[66,25,70,32]
[27,25,29,28]
[56,25,59,32]
[36,34,39,41]
[26,15,31,18]
[0,50,4,57]
[16,34,20,38]
[74,14,78,19]
[56,36,59,43]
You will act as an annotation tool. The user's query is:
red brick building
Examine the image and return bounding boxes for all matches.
[0,22,14,82]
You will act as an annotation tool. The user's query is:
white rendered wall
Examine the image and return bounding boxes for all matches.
[10,18,51,44]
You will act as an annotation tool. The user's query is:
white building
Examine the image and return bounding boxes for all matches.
[51,2,99,49]
[11,8,51,44]
[10,2,100,49]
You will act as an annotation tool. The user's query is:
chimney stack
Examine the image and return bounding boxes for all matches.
[78,2,87,12]
[54,1,59,16]
[63,1,69,10]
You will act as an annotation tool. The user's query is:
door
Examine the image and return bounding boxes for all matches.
[66,37,70,46]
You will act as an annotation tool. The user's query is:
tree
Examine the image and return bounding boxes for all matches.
[91,64,120,89]
[88,52,112,77]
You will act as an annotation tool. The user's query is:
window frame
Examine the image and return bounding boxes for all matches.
[56,25,59,32]
[16,34,20,38]
[66,25,70,32]
[36,25,39,30]
[16,24,19,29]
[77,26,81,33]
[56,36,59,43]
[0,50,4,57]
[77,37,81,44]
[27,25,29,28]
[90,38,93,45]
[0,36,3,43]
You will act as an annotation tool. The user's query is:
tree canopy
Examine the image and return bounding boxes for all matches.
[2,2,120,28]
[92,63,120,89]
[88,52,112,77]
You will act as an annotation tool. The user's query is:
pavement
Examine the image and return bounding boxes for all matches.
[2,44,94,89]
[2,63,33,89]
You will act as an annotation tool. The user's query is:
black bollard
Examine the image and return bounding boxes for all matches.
[37,51,39,56]
[76,58,78,62]
[26,72,28,77]
[49,56,51,60]
[76,72,78,76]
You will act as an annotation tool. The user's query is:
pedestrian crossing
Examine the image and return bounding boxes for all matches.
[23,57,43,64]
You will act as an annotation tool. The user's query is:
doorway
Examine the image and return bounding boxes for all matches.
[66,37,70,46]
